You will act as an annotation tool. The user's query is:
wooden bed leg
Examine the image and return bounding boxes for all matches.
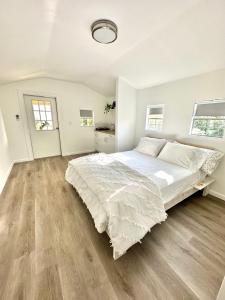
[194,176,215,197]
[203,186,209,197]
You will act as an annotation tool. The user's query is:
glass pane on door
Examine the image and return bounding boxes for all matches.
[32,100,54,130]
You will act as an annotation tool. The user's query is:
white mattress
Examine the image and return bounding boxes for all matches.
[110,150,205,203]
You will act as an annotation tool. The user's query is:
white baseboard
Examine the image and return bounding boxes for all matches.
[209,189,225,201]
[217,276,225,300]
[14,158,32,163]
[62,149,95,156]
[0,162,14,194]
[0,157,32,194]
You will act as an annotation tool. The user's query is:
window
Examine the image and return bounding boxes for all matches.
[190,101,225,138]
[145,105,164,131]
[80,109,94,127]
[32,100,53,130]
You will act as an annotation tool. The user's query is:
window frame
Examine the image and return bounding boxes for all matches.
[31,100,54,131]
[145,104,164,131]
[80,109,95,127]
[190,100,225,140]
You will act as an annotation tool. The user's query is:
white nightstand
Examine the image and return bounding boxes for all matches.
[194,176,215,196]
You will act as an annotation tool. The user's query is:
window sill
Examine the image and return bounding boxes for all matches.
[188,133,224,141]
[145,128,163,132]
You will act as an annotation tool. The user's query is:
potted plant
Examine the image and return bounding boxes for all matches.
[104,101,116,114]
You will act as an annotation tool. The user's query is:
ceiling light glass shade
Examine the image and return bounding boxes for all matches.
[91,20,117,44]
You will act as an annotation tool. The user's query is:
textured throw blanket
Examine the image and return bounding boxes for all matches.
[66,153,167,259]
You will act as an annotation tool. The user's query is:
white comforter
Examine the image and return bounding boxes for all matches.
[65,153,167,259]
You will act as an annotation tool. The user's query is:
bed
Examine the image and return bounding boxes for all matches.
[65,140,223,259]
[110,150,206,208]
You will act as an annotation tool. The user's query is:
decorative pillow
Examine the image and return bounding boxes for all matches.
[135,137,167,157]
[174,141,224,175]
[158,142,208,171]
[200,149,224,175]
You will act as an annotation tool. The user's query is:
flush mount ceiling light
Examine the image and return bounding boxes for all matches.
[91,19,118,44]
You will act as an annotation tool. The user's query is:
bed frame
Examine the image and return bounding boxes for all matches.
[164,176,215,210]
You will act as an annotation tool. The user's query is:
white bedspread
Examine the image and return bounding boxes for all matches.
[110,151,204,203]
[66,153,167,259]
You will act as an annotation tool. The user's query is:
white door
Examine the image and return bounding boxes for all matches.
[24,95,61,159]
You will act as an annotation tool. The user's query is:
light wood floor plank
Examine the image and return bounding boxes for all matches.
[0,155,225,300]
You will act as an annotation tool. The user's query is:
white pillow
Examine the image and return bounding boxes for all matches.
[158,142,208,171]
[135,137,167,157]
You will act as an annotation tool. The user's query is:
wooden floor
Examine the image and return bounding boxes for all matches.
[0,155,225,300]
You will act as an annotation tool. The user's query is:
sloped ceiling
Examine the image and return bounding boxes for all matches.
[0,0,225,96]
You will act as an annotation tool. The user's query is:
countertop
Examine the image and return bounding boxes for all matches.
[95,130,115,136]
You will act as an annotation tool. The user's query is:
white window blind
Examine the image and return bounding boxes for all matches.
[80,110,93,118]
[145,104,164,131]
[191,101,225,138]
[195,102,225,117]
[149,106,163,115]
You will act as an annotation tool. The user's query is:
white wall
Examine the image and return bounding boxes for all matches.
[0,105,13,193]
[136,68,225,199]
[116,78,136,151]
[0,78,108,162]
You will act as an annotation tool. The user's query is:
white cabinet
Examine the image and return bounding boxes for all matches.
[95,131,115,154]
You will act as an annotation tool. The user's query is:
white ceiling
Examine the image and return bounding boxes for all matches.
[0,0,225,96]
